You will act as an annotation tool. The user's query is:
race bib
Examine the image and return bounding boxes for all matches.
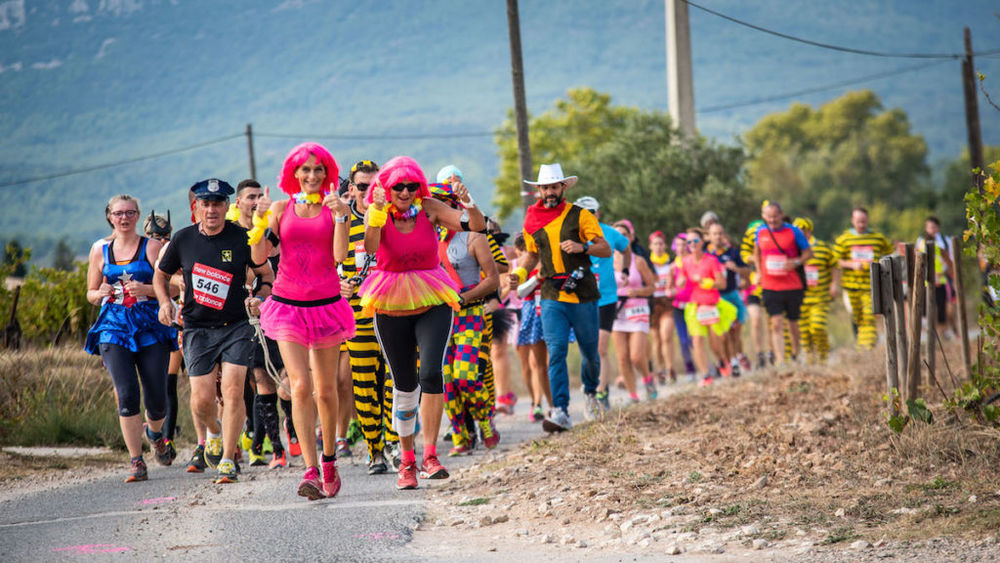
[765,255,788,276]
[624,301,650,324]
[353,240,378,273]
[192,262,232,310]
[696,304,720,326]
[851,245,875,264]
[805,265,820,287]
[655,273,669,293]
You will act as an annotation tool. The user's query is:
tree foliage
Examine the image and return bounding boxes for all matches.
[743,90,932,240]
[493,88,637,220]
[494,88,753,238]
[574,112,753,238]
[937,146,1000,235]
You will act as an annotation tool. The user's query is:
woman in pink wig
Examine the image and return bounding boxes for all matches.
[358,156,485,490]
[250,142,355,501]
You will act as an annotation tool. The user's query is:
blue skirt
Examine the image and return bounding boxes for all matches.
[84,301,178,355]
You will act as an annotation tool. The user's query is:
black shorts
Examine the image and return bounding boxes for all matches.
[747,293,762,306]
[250,334,284,371]
[762,289,804,321]
[183,322,254,376]
[599,303,616,332]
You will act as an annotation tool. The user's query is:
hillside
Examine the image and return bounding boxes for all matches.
[2,0,999,263]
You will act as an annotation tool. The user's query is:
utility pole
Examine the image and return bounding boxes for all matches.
[666,0,696,137]
[961,27,984,194]
[506,0,534,210]
[245,123,257,181]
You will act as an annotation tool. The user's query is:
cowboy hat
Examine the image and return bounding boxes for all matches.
[523,163,578,188]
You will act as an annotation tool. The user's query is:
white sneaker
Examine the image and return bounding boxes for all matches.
[542,408,572,432]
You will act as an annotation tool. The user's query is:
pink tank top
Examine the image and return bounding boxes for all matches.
[272,204,339,301]
[616,255,644,297]
[377,211,440,272]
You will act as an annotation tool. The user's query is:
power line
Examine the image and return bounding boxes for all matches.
[699,60,949,113]
[682,0,1000,59]
[0,133,244,188]
[256,130,496,141]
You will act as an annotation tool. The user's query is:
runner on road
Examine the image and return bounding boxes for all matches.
[86,195,177,483]
[154,179,274,485]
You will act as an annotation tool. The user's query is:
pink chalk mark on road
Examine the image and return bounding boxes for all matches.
[52,544,132,554]
[352,532,400,540]
[139,496,176,505]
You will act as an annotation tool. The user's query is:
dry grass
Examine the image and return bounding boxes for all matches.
[443,345,1000,544]
[0,346,192,451]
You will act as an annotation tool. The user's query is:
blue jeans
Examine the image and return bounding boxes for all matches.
[540,299,600,411]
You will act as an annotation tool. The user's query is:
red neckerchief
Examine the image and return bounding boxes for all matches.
[523,199,567,235]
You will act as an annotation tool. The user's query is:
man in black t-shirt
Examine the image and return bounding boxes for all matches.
[154,178,274,484]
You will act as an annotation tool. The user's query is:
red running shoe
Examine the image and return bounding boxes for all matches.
[285,418,301,457]
[397,462,418,490]
[321,460,341,498]
[481,418,500,450]
[419,455,449,480]
[297,466,325,501]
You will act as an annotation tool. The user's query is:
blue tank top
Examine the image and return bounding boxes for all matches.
[102,238,154,306]
[85,237,178,355]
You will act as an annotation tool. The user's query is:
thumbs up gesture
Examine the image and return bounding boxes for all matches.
[371,181,386,211]
[256,186,272,217]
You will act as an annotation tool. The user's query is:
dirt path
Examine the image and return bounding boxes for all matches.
[411,350,1000,561]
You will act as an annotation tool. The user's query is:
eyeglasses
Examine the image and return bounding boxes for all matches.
[110,210,139,218]
[391,183,421,193]
[686,238,702,245]
[353,182,371,191]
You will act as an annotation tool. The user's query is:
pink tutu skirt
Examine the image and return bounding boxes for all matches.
[259,295,356,349]
[359,267,460,316]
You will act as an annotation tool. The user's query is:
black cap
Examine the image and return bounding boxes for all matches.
[190,178,235,201]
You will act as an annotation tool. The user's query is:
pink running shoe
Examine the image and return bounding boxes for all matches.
[419,455,449,480]
[298,466,325,501]
[321,460,341,498]
[397,462,418,490]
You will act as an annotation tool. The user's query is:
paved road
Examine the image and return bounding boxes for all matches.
[0,383,639,561]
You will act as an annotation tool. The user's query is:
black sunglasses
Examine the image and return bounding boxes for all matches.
[353,182,371,191]
[391,182,420,193]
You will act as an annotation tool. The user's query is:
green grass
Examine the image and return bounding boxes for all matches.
[821,526,860,545]
[457,497,491,507]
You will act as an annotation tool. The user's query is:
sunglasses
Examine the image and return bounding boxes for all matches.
[686,238,702,245]
[353,182,371,191]
[391,183,421,193]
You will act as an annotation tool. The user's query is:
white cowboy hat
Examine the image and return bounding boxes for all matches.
[523,163,578,188]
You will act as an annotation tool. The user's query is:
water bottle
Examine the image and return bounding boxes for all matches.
[561,266,586,293]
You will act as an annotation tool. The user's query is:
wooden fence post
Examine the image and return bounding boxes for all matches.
[952,235,972,377]
[891,255,908,383]
[907,252,927,403]
[877,257,900,414]
[925,239,937,385]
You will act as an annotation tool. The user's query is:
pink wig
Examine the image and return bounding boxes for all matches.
[277,142,340,196]
[366,156,431,205]
[671,232,688,255]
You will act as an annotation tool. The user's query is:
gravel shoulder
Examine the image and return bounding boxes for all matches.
[412,350,1000,561]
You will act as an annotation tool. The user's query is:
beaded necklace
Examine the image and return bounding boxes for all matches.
[389,197,422,220]
[292,191,323,205]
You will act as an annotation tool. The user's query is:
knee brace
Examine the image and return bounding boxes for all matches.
[392,387,420,437]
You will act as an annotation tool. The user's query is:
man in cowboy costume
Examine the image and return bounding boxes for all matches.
[507,164,611,431]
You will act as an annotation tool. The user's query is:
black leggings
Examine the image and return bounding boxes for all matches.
[374,304,453,395]
[164,372,178,440]
[99,341,170,419]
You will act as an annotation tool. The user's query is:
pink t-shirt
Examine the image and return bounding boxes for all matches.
[681,253,722,306]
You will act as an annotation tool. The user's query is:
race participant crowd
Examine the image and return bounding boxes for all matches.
[84,142,968,500]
